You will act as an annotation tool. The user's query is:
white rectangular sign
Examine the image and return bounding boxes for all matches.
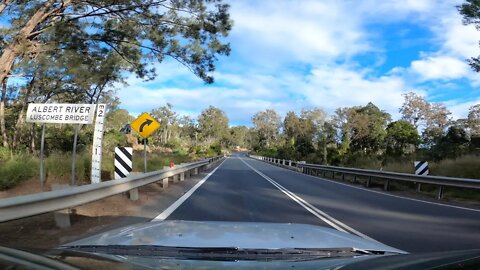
[26,103,96,124]
[91,104,107,184]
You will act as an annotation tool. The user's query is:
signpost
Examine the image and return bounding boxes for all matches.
[91,104,107,184]
[130,113,160,173]
[26,103,97,187]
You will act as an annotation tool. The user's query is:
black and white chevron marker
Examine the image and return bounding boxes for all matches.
[115,147,133,179]
[414,161,429,176]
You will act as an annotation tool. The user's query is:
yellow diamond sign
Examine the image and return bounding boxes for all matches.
[130,112,160,139]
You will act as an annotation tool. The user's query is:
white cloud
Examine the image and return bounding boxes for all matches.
[302,65,408,119]
[410,56,471,81]
[229,0,369,65]
[115,0,480,126]
[445,99,480,120]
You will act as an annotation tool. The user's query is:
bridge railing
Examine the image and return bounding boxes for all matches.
[249,155,480,200]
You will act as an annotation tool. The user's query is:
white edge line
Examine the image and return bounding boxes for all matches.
[151,158,227,222]
[253,158,480,213]
[239,157,377,241]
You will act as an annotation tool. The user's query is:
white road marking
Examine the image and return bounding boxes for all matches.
[239,157,377,241]
[151,158,227,222]
[254,158,480,213]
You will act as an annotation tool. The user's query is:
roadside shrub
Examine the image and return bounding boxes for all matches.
[207,143,222,156]
[0,156,37,190]
[0,146,11,161]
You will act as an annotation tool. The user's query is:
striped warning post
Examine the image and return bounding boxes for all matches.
[414,161,429,175]
[115,147,133,179]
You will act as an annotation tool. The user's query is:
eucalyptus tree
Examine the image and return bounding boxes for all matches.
[252,109,281,149]
[198,106,229,145]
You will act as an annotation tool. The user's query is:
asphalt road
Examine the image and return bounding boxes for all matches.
[161,154,480,253]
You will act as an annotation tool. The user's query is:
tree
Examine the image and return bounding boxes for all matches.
[151,103,178,145]
[198,106,229,144]
[229,126,249,148]
[347,102,391,154]
[458,1,480,72]
[0,0,232,85]
[386,121,420,156]
[422,102,451,147]
[178,115,198,142]
[300,108,326,144]
[467,104,480,136]
[431,126,470,159]
[105,109,134,132]
[283,111,301,142]
[252,109,281,149]
[331,108,351,156]
[399,92,430,129]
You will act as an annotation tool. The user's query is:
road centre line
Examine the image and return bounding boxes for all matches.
[239,157,377,241]
[151,158,227,222]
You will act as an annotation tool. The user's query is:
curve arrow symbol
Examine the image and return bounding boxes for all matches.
[139,119,153,132]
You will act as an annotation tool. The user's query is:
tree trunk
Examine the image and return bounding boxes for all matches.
[30,123,36,154]
[13,78,34,149]
[0,80,8,147]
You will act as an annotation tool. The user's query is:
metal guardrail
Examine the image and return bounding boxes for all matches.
[249,155,480,200]
[0,156,224,223]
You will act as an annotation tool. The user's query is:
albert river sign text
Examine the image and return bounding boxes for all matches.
[26,104,96,124]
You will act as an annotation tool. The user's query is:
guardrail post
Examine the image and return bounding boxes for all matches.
[416,183,422,192]
[283,159,286,165]
[193,167,199,175]
[332,171,335,179]
[162,178,169,189]
[52,184,71,228]
[366,177,371,187]
[289,160,292,166]
[180,172,185,181]
[342,173,345,181]
[437,186,444,200]
[164,166,177,183]
[129,188,139,201]
[353,175,357,183]
[322,170,326,177]
[384,179,390,191]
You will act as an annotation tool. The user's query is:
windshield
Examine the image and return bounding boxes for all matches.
[1,0,480,269]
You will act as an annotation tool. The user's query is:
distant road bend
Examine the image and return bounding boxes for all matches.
[153,154,480,253]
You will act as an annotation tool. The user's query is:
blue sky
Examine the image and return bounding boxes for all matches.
[117,0,480,126]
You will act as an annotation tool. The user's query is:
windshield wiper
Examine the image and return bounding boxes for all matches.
[62,245,389,261]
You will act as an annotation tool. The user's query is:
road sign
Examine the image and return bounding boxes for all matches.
[130,112,160,138]
[26,103,96,124]
[414,161,429,175]
[91,104,107,184]
[115,147,133,179]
